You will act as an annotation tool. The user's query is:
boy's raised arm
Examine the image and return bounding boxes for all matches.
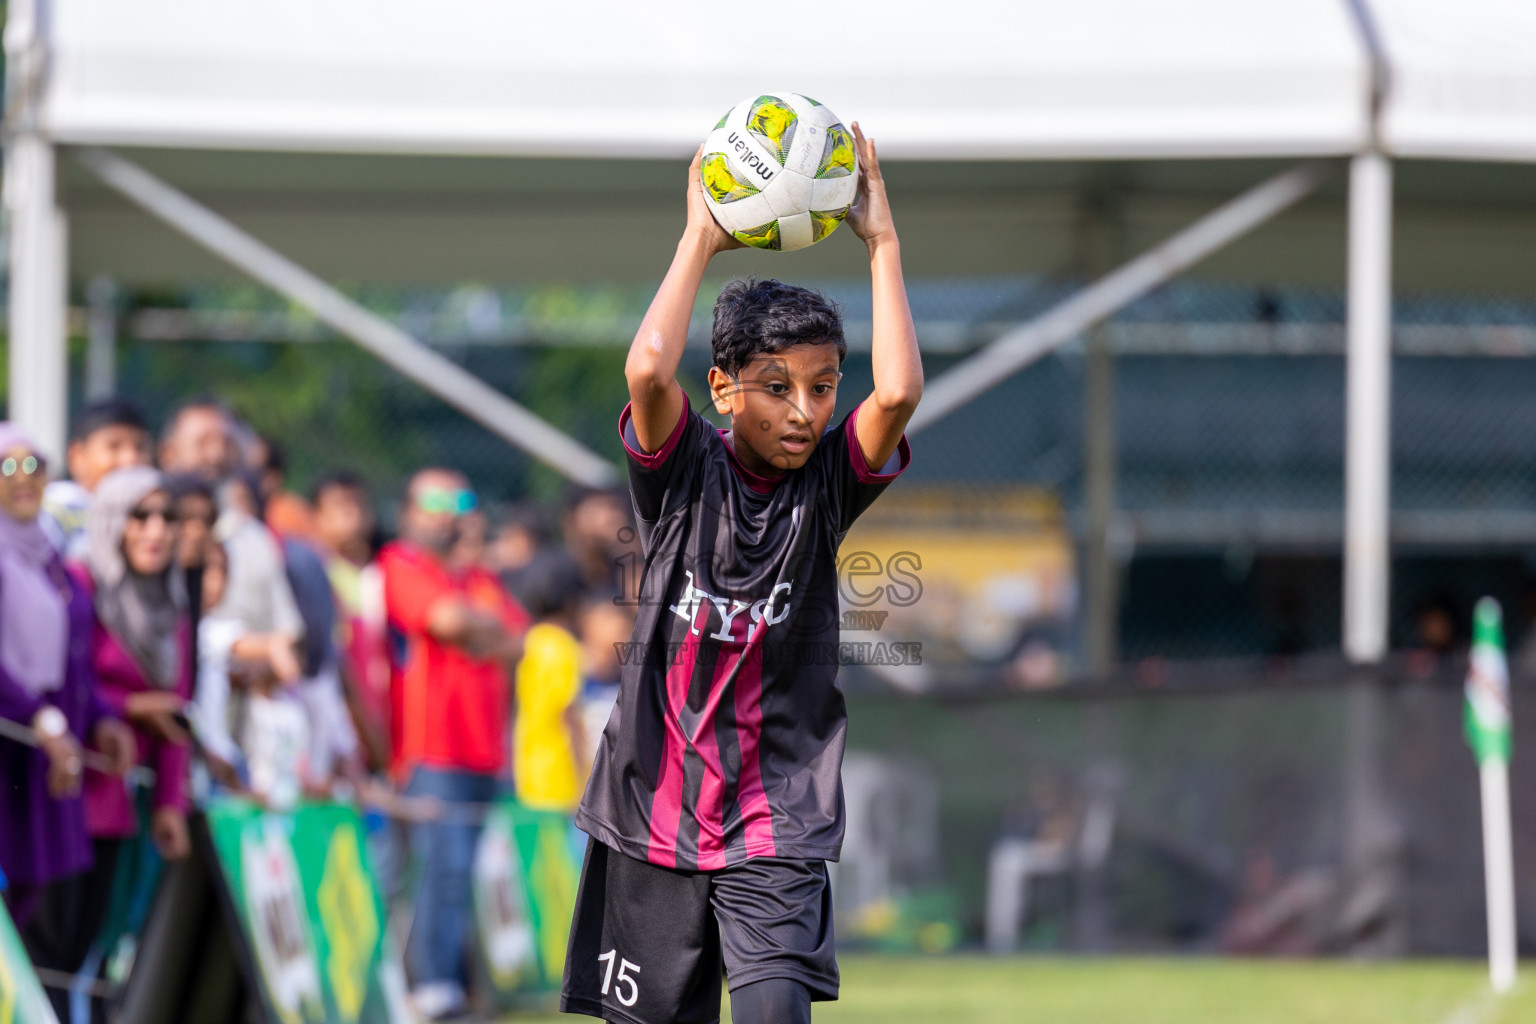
[845,123,923,471]
[625,147,742,454]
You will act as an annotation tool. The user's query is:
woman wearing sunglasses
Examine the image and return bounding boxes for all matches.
[0,425,137,1012]
[72,467,197,871]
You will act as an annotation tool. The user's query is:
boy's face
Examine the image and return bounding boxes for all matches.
[580,601,635,681]
[160,407,236,483]
[175,491,219,568]
[492,523,537,572]
[708,342,842,476]
[68,424,152,492]
[314,484,373,553]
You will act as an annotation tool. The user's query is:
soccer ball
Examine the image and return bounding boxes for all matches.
[700,92,859,252]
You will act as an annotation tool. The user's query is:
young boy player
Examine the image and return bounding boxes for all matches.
[562,123,922,1024]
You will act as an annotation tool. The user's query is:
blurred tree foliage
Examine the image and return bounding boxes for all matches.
[515,344,713,503]
[120,339,433,499]
[111,336,694,512]
[520,344,630,502]
[6,277,726,515]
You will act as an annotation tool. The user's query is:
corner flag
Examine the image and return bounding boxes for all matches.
[1464,596,1517,994]
[1464,597,1512,765]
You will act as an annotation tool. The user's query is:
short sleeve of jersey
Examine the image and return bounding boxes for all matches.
[618,385,707,524]
[817,398,913,535]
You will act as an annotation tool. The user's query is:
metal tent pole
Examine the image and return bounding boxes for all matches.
[1343,152,1393,663]
[1338,152,1406,955]
[4,0,69,461]
[75,146,618,489]
[4,137,68,460]
[907,161,1333,436]
[1076,188,1124,681]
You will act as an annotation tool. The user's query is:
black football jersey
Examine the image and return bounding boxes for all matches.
[574,385,911,870]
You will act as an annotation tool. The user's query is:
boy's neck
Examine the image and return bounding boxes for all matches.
[723,427,787,481]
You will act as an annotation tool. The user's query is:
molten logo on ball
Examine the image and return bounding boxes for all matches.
[701,92,859,252]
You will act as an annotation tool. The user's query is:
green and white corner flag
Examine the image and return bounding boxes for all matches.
[1465,597,1512,766]
[1465,597,1518,994]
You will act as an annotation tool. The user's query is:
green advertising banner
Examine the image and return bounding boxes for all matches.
[204,799,413,1024]
[0,897,59,1024]
[472,801,582,1006]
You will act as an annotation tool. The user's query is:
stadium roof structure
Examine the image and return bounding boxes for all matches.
[7,0,1536,664]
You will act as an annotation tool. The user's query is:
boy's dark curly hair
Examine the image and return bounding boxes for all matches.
[710,278,846,378]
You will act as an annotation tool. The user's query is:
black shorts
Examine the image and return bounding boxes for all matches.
[560,839,838,1024]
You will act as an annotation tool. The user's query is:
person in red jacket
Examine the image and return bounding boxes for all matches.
[378,467,527,1020]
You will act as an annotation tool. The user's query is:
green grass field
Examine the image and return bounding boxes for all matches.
[510,955,1534,1024]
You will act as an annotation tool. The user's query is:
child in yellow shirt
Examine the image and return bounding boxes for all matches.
[512,553,586,812]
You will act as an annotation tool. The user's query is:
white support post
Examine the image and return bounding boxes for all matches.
[1480,759,1518,993]
[1344,153,1393,664]
[4,133,70,463]
[4,0,69,461]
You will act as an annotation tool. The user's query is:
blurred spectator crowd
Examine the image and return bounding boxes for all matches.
[0,396,639,1021]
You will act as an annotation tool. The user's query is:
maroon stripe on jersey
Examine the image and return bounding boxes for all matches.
[690,605,764,869]
[733,621,777,858]
[646,602,707,867]
[619,394,689,469]
[691,653,736,870]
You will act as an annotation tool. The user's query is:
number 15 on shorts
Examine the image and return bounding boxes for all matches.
[598,950,641,1007]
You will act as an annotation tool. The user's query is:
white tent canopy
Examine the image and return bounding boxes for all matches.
[1376,0,1536,161]
[9,0,1536,665]
[44,0,1370,158]
[35,0,1536,163]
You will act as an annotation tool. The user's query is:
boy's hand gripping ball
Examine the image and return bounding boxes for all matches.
[700,93,859,252]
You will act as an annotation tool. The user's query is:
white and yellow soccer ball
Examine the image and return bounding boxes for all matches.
[700,92,859,252]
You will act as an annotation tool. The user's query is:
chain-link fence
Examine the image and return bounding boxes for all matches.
[11,274,1536,955]
[838,672,1536,955]
[27,274,1536,670]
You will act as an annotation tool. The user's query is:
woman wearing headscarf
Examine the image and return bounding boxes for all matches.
[73,466,197,865]
[0,425,135,945]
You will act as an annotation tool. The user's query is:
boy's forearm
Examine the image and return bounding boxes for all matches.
[867,236,923,410]
[626,231,717,391]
